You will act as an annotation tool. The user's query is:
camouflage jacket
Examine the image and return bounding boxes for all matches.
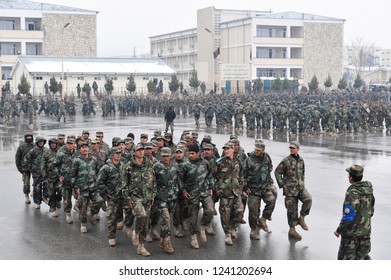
[274,154,305,196]
[41,147,59,181]
[94,159,124,202]
[89,148,108,170]
[179,157,213,204]
[212,156,244,198]
[337,181,375,239]
[243,152,274,193]
[15,141,34,173]
[70,155,99,197]
[153,160,180,208]
[22,146,49,175]
[122,157,156,205]
[53,148,75,187]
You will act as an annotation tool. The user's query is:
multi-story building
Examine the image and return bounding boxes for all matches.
[150,6,345,93]
[0,0,98,88]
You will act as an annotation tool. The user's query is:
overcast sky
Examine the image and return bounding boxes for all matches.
[45,0,390,57]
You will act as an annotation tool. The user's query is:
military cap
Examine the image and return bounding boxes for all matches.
[144,142,153,149]
[164,132,172,138]
[230,139,240,145]
[135,144,145,151]
[48,138,59,144]
[151,140,159,147]
[156,136,165,141]
[255,143,265,150]
[222,142,234,149]
[191,132,198,138]
[178,140,187,146]
[184,135,191,141]
[160,147,172,156]
[91,138,100,144]
[346,165,364,177]
[203,134,212,141]
[175,146,184,153]
[154,130,162,136]
[35,136,46,143]
[96,131,104,137]
[117,138,125,144]
[78,141,89,148]
[176,143,185,150]
[58,133,65,139]
[124,137,134,144]
[289,141,300,149]
[140,133,148,139]
[67,135,76,141]
[255,139,264,144]
[111,147,122,154]
[112,137,121,145]
[66,138,75,144]
[203,143,213,150]
[230,134,238,140]
[82,130,89,135]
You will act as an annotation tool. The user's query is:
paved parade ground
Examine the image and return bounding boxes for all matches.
[0,112,390,261]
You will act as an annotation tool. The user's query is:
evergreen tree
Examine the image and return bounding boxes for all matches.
[300,86,308,93]
[324,74,333,92]
[18,74,31,95]
[147,80,156,94]
[168,74,180,94]
[291,79,300,93]
[282,78,291,92]
[189,69,201,92]
[338,78,347,90]
[272,76,282,92]
[104,76,114,95]
[353,74,363,90]
[126,75,136,94]
[308,74,319,93]
[49,76,59,94]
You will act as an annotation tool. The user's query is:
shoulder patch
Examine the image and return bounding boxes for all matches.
[216,157,223,163]
[342,204,355,222]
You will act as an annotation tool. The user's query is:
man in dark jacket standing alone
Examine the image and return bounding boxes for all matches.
[164,105,176,135]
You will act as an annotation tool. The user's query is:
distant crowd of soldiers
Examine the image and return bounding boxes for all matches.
[17,128,309,257]
[3,90,391,134]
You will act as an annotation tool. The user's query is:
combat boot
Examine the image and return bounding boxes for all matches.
[298,216,308,231]
[150,226,160,240]
[206,223,215,235]
[145,232,153,243]
[65,213,73,224]
[89,214,97,225]
[199,225,207,242]
[42,197,49,205]
[174,225,183,238]
[132,230,139,246]
[25,194,31,204]
[116,221,124,230]
[288,227,302,240]
[123,226,133,239]
[51,210,59,218]
[56,201,62,209]
[250,229,260,240]
[137,244,150,257]
[191,234,199,249]
[160,236,174,254]
[257,217,270,232]
[108,238,116,247]
[80,223,87,234]
[225,233,233,245]
[34,203,40,209]
[230,229,237,239]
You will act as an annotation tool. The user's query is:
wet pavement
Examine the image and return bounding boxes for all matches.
[0,112,390,260]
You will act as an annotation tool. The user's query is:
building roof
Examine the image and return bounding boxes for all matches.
[0,0,97,14]
[13,56,175,76]
[256,11,345,22]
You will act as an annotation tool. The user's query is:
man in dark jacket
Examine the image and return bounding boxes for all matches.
[164,106,176,134]
[15,133,34,204]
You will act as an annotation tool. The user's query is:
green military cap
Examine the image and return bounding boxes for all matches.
[203,143,213,150]
[140,133,148,139]
[112,137,121,145]
[164,132,172,138]
[82,130,89,135]
[66,138,75,144]
[151,140,159,147]
[49,138,59,144]
[230,139,240,145]
[230,134,238,140]
[346,165,364,177]
[91,138,100,144]
[111,147,122,154]
[191,132,198,138]
[156,136,165,141]
[255,143,265,150]
[222,142,234,149]
[160,147,172,156]
[134,144,144,151]
[175,147,184,153]
[96,131,104,137]
[58,133,65,139]
[289,141,300,149]
[117,138,125,144]
[154,130,162,136]
[124,137,133,144]
[144,142,153,149]
[78,141,88,148]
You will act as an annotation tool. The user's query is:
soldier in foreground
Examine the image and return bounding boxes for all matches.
[334,165,375,260]
[15,133,34,204]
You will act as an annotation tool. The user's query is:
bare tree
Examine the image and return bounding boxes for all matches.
[346,38,376,77]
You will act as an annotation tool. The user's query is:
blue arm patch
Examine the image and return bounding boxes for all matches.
[342,205,355,222]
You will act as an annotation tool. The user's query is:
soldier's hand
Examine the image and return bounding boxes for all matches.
[183,192,190,200]
[129,199,134,208]
[334,230,340,238]
[59,176,64,183]
[246,189,251,195]
[76,188,80,196]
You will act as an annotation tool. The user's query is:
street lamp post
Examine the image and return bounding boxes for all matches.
[61,22,70,100]
[205,28,215,93]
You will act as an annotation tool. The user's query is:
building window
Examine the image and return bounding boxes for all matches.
[0,19,15,30]
[1,67,12,80]
[26,21,39,31]
[1,43,17,55]
[26,43,40,55]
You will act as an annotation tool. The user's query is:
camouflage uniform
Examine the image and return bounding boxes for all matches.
[212,144,244,240]
[122,153,156,251]
[243,146,277,235]
[22,137,49,207]
[15,134,34,201]
[336,165,375,260]
[274,142,312,237]
[94,149,125,241]
[41,138,61,215]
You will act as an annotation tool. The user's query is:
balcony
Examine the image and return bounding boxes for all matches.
[253,36,303,46]
[0,29,43,40]
[253,58,304,67]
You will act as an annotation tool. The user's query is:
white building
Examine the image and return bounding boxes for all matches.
[11,55,175,96]
[0,0,98,87]
[150,6,345,93]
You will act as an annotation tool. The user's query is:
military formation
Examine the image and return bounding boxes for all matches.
[2,90,391,137]
[16,127,320,257]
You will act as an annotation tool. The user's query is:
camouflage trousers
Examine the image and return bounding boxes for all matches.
[132,201,152,245]
[218,195,244,234]
[159,201,176,237]
[172,196,189,228]
[75,195,91,224]
[107,199,124,239]
[123,205,135,228]
[22,172,31,194]
[32,174,47,205]
[188,196,214,235]
[165,121,174,134]
[89,193,105,217]
[338,236,371,260]
[62,187,73,214]
[247,185,277,230]
[47,179,62,212]
[284,187,312,227]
